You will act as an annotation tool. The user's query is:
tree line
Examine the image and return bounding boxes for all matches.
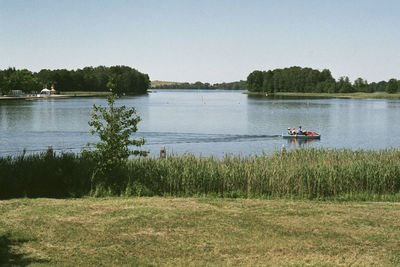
[154,80,247,90]
[0,65,150,95]
[247,66,399,94]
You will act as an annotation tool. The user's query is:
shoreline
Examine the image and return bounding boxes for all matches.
[0,94,71,101]
[3,90,399,100]
[0,91,136,100]
[244,91,400,100]
[0,90,151,100]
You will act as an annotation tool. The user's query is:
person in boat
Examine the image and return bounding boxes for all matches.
[298,126,308,135]
[287,128,292,135]
[292,127,296,135]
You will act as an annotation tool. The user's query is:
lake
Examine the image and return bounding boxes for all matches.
[1,90,399,157]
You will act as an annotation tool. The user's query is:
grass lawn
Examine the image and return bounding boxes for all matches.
[1,197,400,266]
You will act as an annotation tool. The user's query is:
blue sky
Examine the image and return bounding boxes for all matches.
[1,0,399,83]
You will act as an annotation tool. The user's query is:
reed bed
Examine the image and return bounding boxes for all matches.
[0,152,94,199]
[1,148,400,200]
[127,148,400,200]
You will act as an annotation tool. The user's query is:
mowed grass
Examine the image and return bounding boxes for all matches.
[1,197,400,266]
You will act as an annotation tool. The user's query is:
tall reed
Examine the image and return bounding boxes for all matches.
[1,148,399,200]
[0,152,94,199]
[125,148,400,200]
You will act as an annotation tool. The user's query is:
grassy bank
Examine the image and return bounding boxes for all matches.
[150,80,181,88]
[1,148,400,201]
[1,197,400,266]
[245,91,400,100]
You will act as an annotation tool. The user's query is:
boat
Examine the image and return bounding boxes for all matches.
[282,131,321,139]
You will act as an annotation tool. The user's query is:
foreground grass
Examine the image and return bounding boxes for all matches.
[1,197,400,266]
[245,91,400,100]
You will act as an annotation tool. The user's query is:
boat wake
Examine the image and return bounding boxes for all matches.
[133,132,281,145]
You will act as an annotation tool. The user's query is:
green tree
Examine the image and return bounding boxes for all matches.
[354,77,369,92]
[246,67,339,93]
[337,76,353,93]
[1,68,42,94]
[386,79,398,94]
[247,71,264,91]
[82,85,148,193]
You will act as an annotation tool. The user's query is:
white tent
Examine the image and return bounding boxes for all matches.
[40,88,51,95]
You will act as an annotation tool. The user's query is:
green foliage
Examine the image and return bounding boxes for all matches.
[1,148,400,200]
[354,77,370,93]
[0,65,149,95]
[126,149,400,200]
[0,68,42,95]
[246,66,400,94]
[247,67,337,93]
[386,78,398,94]
[153,80,246,90]
[337,76,354,93]
[82,92,148,192]
[0,152,94,199]
[2,148,400,201]
[368,80,387,92]
[213,80,247,90]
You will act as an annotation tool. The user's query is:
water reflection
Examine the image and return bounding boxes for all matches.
[285,138,320,150]
[0,100,34,130]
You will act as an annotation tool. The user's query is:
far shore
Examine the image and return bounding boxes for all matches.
[245,91,400,100]
[0,91,155,100]
[2,90,400,101]
[0,94,71,101]
[0,91,113,100]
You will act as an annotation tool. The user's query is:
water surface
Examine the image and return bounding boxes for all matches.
[1,90,399,157]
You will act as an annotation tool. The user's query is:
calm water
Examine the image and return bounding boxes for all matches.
[1,90,399,157]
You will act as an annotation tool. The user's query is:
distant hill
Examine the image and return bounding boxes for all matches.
[151,80,247,90]
[150,80,181,88]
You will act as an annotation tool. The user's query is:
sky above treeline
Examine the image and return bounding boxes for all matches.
[1,0,399,84]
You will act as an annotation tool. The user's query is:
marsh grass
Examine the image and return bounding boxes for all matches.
[125,148,400,201]
[1,148,400,201]
[1,197,400,265]
[0,152,94,199]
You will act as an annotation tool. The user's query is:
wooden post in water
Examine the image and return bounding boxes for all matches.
[160,146,166,159]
